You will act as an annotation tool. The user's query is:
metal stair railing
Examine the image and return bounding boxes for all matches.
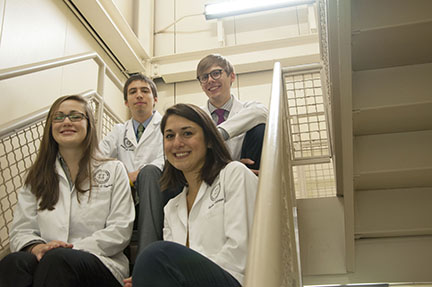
[245,61,334,285]
[0,51,124,139]
[283,63,336,199]
[244,62,302,287]
[0,52,123,96]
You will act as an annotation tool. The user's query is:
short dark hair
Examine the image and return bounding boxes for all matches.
[123,73,158,101]
[160,103,232,190]
[196,54,234,80]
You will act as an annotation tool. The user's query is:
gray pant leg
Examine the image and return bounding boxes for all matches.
[135,164,163,255]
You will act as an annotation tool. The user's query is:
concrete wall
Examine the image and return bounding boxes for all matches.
[0,0,128,127]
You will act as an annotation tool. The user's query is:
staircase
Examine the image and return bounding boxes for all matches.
[323,0,432,283]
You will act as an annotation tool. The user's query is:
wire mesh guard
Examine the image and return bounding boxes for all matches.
[293,163,336,198]
[0,121,45,255]
[0,98,119,257]
[102,111,119,137]
[285,71,336,199]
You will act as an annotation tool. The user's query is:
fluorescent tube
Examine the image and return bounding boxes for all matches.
[204,0,315,20]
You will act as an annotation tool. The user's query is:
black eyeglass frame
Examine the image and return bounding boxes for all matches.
[52,112,88,123]
[197,69,224,84]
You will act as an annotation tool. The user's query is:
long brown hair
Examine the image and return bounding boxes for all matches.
[160,104,232,190]
[25,95,100,210]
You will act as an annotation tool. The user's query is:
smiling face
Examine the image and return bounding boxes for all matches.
[199,65,235,107]
[125,80,157,122]
[163,115,207,180]
[51,99,88,151]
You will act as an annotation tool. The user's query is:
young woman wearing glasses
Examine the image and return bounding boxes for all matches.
[0,95,135,287]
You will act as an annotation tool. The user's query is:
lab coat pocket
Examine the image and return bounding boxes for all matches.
[202,200,225,253]
[38,207,66,242]
[79,187,112,229]
[204,197,224,226]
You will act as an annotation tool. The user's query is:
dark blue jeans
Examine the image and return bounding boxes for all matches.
[0,248,121,287]
[132,241,241,287]
[241,123,265,170]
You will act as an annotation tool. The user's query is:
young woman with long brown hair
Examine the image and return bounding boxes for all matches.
[0,95,135,287]
[129,103,258,287]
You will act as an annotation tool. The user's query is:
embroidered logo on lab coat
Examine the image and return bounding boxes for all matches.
[210,184,221,201]
[208,184,223,210]
[120,129,135,151]
[94,169,110,184]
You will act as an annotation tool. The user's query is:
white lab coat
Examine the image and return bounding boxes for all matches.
[202,96,268,160]
[99,112,164,173]
[10,158,135,285]
[163,161,258,285]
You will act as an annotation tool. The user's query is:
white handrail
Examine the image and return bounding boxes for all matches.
[0,53,95,80]
[245,62,302,287]
[0,51,125,138]
[0,52,124,94]
[0,90,121,140]
[282,63,322,75]
[0,109,48,139]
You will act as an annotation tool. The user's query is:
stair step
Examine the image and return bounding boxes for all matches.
[354,167,432,190]
[354,130,432,171]
[355,187,432,236]
[352,20,432,71]
[353,236,432,282]
[353,62,432,110]
[354,130,432,189]
[353,101,432,135]
[352,0,432,32]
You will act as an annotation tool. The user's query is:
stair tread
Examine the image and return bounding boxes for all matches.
[353,102,432,135]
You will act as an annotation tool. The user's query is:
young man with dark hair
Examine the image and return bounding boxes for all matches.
[99,74,167,256]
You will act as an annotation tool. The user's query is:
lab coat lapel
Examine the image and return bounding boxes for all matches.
[55,157,90,192]
[202,104,211,115]
[176,183,206,226]
[125,120,138,146]
[138,112,160,146]
[175,190,188,231]
[191,182,207,212]
[55,158,68,184]
[228,96,242,119]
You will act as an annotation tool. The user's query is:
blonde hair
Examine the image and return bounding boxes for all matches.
[196,54,234,79]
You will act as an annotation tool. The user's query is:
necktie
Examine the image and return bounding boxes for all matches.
[214,109,226,125]
[137,124,145,142]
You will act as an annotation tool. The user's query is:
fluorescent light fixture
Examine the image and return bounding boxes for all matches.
[204,0,315,20]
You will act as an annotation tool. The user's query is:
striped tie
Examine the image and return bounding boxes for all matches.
[214,109,226,125]
[137,124,145,142]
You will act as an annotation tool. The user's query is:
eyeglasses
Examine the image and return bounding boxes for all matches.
[197,69,224,84]
[52,112,88,123]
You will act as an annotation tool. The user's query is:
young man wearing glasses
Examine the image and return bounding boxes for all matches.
[197,54,268,173]
[99,74,176,259]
